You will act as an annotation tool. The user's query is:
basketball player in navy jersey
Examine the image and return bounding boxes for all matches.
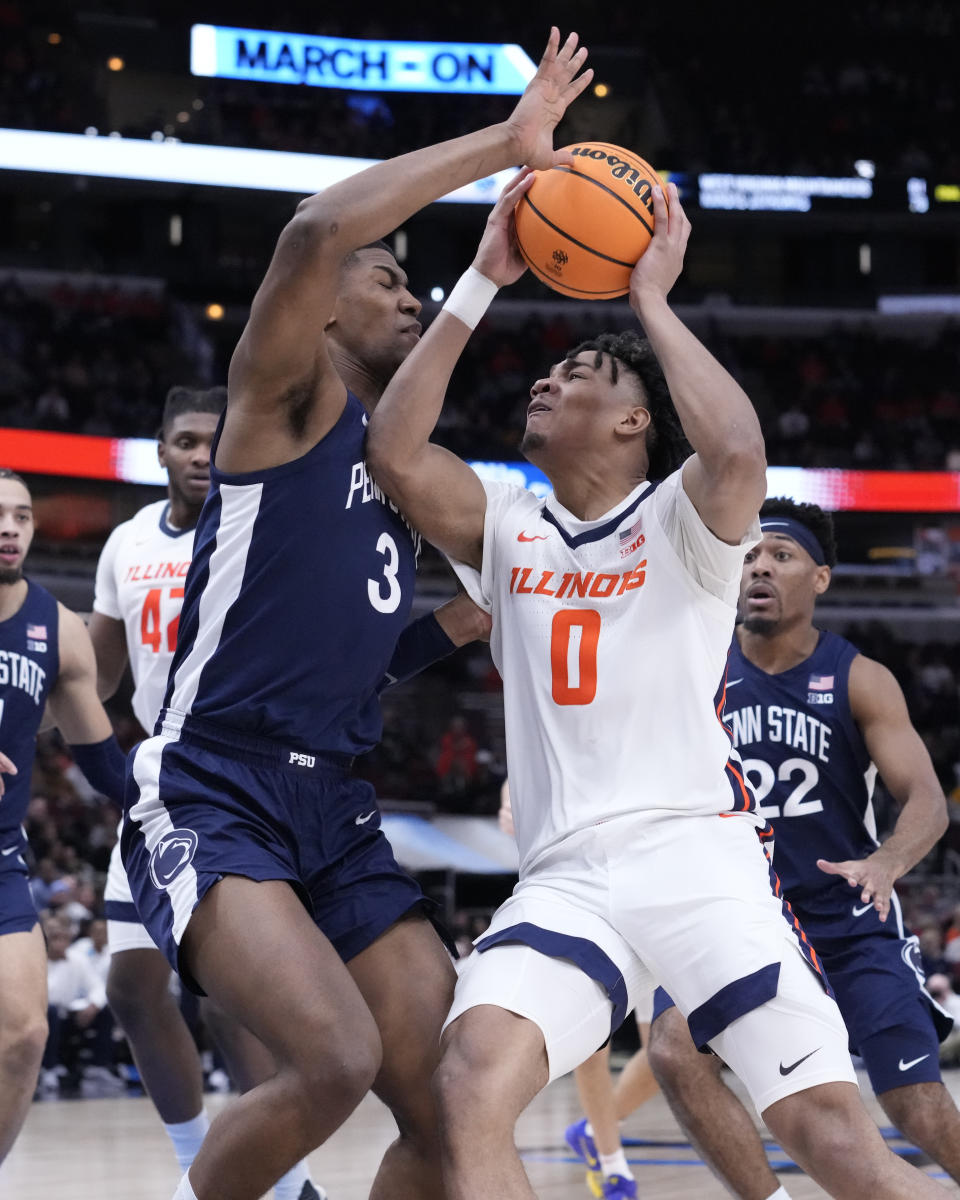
[641,497,960,1199]
[90,387,324,1200]
[0,469,126,1164]
[121,29,593,1200]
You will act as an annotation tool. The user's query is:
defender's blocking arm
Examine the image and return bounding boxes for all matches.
[228,30,592,437]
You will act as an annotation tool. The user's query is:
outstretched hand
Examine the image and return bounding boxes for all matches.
[506,28,593,171]
[816,847,902,922]
[629,181,691,309]
[472,168,535,288]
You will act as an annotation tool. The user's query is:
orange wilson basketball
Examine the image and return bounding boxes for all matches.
[514,142,662,300]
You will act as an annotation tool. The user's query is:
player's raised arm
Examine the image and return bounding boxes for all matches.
[628,183,766,543]
[367,170,535,568]
[226,30,592,456]
[816,654,948,921]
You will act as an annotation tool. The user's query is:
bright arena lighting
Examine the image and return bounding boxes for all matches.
[0,127,512,203]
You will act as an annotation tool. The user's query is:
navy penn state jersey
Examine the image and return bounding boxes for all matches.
[161,394,421,754]
[0,581,59,845]
[723,629,877,914]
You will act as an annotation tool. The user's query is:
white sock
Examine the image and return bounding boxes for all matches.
[765,1188,791,1200]
[274,1160,313,1200]
[164,1112,211,1174]
[600,1148,633,1179]
[172,1171,199,1200]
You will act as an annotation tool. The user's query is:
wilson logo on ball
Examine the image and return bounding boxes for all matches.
[514,141,663,300]
[569,145,656,212]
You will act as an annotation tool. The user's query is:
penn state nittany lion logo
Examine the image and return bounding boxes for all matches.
[901,934,926,986]
[149,828,199,889]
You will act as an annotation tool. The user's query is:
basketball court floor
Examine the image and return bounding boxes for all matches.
[5,1064,960,1198]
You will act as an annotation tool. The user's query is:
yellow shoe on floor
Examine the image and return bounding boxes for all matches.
[586,1167,606,1198]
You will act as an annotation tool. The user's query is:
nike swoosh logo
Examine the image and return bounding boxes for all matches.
[779,1047,820,1075]
[852,902,874,917]
[517,532,549,542]
[355,811,376,825]
[899,1054,930,1071]
[1,844,20,855]
[726,678,744,688]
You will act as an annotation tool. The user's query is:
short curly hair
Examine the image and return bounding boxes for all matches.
[160,386,227,439]
[564,330,692,479]
[761,496,837,567]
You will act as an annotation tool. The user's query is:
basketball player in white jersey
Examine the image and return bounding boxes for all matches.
[366,174,951,1198]
[89,387,324,1200]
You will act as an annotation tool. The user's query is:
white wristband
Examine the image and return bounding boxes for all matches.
[442,267,499,331]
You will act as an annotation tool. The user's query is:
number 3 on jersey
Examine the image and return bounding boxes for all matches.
[368,532,402,614]
[551,609,600,705]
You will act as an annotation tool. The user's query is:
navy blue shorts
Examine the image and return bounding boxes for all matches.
[0,838,39,936]
[121,718,429,993]
[653,907,953,1094]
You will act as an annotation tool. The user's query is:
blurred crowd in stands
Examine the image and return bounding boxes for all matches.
[2,272,960,472]
[1,0,957,176]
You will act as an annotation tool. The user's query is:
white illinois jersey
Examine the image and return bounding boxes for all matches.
[93,500,194,732]
[452,467,761,875]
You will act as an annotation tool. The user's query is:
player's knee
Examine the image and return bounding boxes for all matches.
[106,958,169,1027]
[0,1008,47,1079]
[765,1086,868,1166]
[432,1031,510,1132]
[647,1008,700,1086]
[296,1024,382,1111]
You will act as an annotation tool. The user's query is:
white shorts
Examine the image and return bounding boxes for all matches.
[443,811,855,1109]
[633,976,655,1027]
[104,833,158,954]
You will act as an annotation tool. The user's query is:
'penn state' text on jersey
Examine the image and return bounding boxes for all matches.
[161,394,420,753]
[723,630,877,910]
[0,581,59,848]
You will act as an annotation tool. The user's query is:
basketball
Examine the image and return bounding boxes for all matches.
[514,142,662,300]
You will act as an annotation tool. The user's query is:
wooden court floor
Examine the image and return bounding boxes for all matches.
[4,1066,960,1198]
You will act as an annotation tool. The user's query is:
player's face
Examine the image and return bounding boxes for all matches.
[740,532,829,634]
[0,478,34,584]
[327,249,422,385]
[158,412,220,509]
[521,352,648,465]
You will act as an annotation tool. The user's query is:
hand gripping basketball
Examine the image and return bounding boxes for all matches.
[514,142,665,299]
[629,181,691,305]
